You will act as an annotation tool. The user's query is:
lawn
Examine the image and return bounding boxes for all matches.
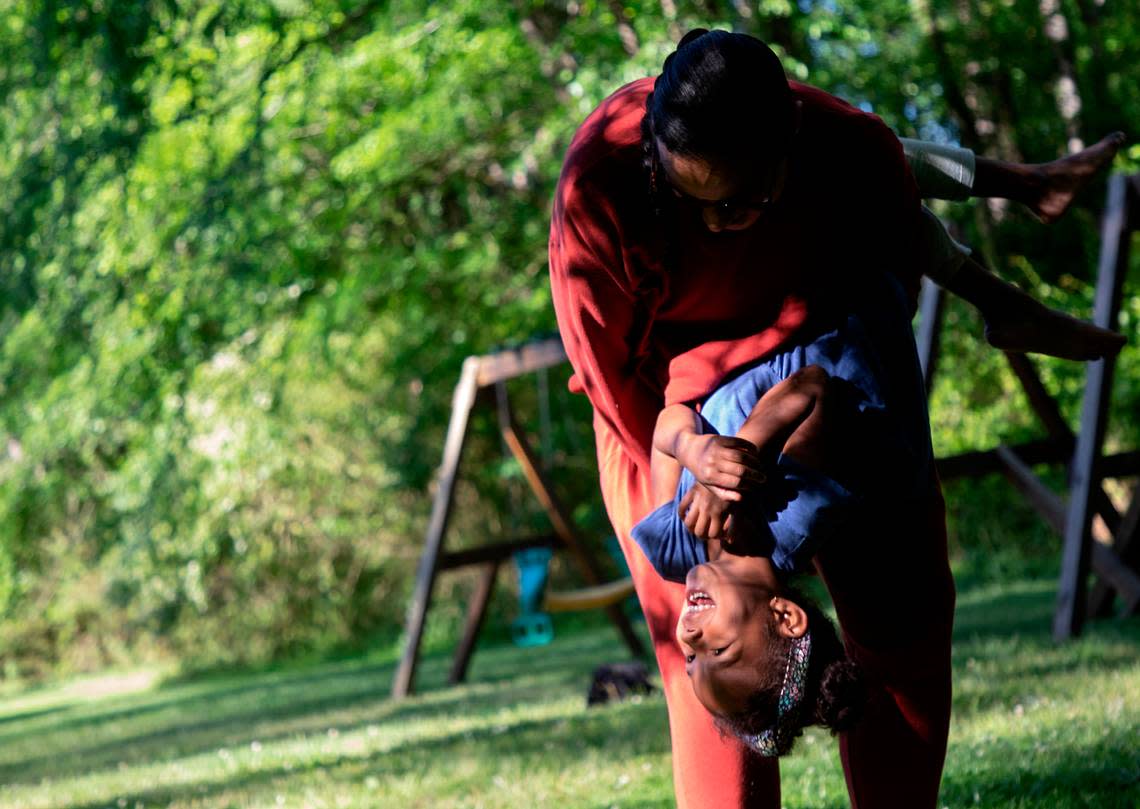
[1,575,1137,809]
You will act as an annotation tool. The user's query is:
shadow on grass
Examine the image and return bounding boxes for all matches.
[3,626,645,786]
[56,699,669,809]
[0,658,401,743]
[0,704,69,726]
[947,578,1140,717]
[0,658,401,784]
[952,584,1057,640]
[940,725,1140,808]
[951,579,1140,646]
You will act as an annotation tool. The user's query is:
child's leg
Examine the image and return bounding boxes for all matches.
[901,133,1126,222]
[972,132,1126,223]
[941,252,1126,360]
[899,139,976,201]
[916,205,971,288]
[917,204,1125,360]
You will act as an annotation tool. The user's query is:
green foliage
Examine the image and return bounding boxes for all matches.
[1,1,1138,676]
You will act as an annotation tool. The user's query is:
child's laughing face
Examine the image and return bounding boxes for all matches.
[676,556,807,717]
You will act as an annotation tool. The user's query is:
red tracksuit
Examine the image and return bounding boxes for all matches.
[549,77,956,808]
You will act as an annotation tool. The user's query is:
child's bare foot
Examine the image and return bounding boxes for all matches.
[984,298,1127,361]
[1029,132,1126,223]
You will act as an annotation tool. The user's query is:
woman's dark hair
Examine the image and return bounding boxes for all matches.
[713,588,867,753]
[641,29,794,205]
[644,29,793,165]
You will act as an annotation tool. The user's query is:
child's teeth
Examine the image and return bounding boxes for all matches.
[684,591,714,612]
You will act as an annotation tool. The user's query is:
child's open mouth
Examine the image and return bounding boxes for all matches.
[683,589,715,614]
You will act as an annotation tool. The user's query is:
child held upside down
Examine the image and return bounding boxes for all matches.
[629,135,1129,755]
[630,277,909,755]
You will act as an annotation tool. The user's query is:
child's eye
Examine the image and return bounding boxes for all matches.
[685,654,695,664]
[713,648,725,656]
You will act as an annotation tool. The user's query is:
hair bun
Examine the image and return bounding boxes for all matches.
[816,658,866,733]
[678,28,710,48]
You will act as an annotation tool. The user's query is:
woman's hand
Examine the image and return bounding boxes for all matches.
[675,433,765,501]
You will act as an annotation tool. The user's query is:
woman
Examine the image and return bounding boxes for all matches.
[548,29,1120,807]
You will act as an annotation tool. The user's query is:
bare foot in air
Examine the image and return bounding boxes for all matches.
[1029,132,1127,224]
[984,298,1127,361]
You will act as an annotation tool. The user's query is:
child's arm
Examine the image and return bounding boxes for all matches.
[735,365,832,473]
[677,367,833,544]
[648,402,768,547]
[650,404,763,504]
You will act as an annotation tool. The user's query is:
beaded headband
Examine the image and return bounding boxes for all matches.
[739,630,812,757]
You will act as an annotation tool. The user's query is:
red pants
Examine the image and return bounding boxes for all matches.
[596,414,956,808]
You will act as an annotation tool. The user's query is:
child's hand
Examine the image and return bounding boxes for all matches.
[678,483,735,541]
[677,434,765,501]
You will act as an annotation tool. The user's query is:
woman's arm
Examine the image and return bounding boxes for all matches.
[549,180,663,473]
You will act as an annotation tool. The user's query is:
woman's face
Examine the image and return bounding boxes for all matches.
[656,139,786,233]
[675,556,781,716]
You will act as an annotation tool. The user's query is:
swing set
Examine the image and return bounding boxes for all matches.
[390,339,644,699]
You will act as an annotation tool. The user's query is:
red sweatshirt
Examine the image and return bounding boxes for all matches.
[549,77,923,474]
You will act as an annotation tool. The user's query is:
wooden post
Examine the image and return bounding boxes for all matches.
[1089,483,1140,618]
[394,339,644,697]
[498,404,647,660]
[1004,352,1121,533]
[392,358,481,698]
[995,446,1136,599]
[936,438,1068,480]
[1054,174,1133,641]
[995,447,1065,533]
[448,562,500,685]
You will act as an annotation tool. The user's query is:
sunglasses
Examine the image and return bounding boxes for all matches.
[652,143,787,224]
[666,180,775,221]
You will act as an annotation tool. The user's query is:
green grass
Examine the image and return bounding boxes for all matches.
[1,577,1137,809]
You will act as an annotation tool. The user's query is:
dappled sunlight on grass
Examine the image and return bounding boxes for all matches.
[0,577,1136,808]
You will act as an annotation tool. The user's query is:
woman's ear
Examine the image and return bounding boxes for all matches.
[768,596,809,639]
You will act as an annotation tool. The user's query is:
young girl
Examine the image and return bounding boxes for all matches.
[632,268,937,755]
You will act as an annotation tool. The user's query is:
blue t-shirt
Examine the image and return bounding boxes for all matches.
[631,272,935,582]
